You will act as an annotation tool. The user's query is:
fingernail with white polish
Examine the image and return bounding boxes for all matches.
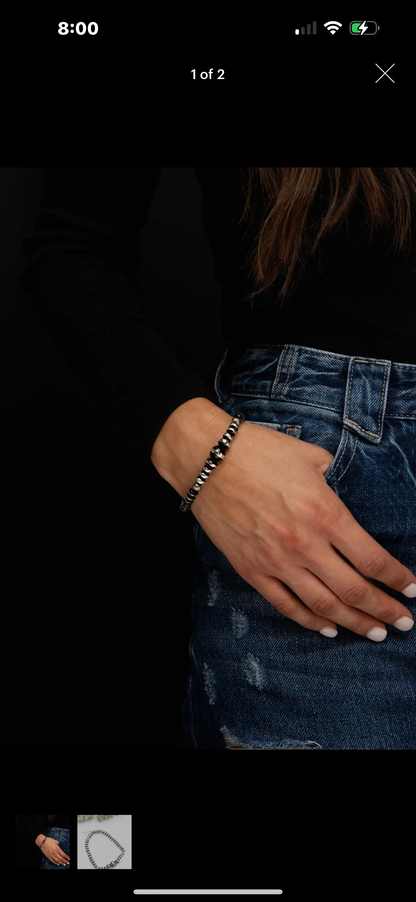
[319,627,338,637]
[393,616,414,631]
[366,627,387,642]
[402,583,416,597]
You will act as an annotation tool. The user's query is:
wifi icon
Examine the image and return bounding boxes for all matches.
[323,20,343,34]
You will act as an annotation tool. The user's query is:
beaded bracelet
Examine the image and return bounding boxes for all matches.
[85,829,125,869]
[179,412,245,513]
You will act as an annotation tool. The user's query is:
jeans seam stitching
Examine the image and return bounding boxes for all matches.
[330,434,358,486]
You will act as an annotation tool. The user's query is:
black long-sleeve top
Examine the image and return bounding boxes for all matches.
[19,168,416,463]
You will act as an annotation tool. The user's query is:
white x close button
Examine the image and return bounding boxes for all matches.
[375,63,395,83]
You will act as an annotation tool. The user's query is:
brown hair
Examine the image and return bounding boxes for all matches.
[238,167,416,304]
[47,815,55,821]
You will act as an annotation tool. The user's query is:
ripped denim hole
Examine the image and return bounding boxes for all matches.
[221,728,322,750]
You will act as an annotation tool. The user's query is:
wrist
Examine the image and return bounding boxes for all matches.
[36,834,46,847]
[151,397,232,498]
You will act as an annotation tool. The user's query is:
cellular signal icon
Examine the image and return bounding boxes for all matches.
[295,22,317,34]
[323,21,343,34]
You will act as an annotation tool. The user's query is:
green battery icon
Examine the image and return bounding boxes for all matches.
[350,21,380,34]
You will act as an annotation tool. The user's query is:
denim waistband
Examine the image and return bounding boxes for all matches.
[215,344,416,444]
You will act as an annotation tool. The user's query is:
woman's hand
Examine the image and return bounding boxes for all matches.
[40,837,70,866]
[192,421,416,640]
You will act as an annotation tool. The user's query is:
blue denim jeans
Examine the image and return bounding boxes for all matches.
[181,343,416,749]
[40,827,70,868]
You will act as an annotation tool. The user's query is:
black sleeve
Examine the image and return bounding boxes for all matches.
[19,167,217,462]
[33,814,47,842]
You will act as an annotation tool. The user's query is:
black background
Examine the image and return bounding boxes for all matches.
[1,167,225,750]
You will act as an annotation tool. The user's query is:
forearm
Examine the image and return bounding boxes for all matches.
[35,834,46,847]
[150,397,232,498]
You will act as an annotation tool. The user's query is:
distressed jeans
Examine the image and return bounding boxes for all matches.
[40,827,70,868]
[181,343,416,749]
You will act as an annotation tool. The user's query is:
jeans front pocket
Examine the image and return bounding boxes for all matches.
[248,414,357,488]
[246,404,359,493]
